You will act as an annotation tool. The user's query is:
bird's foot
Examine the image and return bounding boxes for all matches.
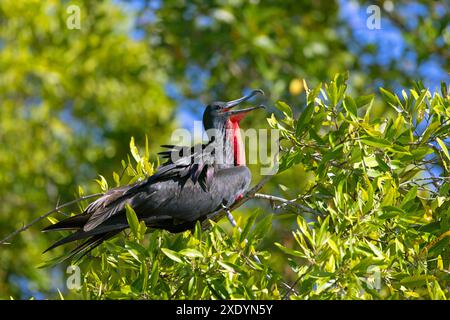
[221,204,240,230]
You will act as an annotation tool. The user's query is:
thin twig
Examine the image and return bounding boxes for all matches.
[399,176,450,186]
[0,193,103,245]
[282,265,312,300]
[253,193,322,215]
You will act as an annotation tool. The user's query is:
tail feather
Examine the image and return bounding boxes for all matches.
[66,230,122,262]
[42,214,89,232]
[43,230,89,253]
[51,230,123,264]
[42,188,137,263]
[43,221,128,253]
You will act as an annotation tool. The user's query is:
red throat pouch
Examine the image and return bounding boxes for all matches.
[227,120,246,166]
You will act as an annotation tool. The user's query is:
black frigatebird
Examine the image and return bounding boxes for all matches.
[43,90,265,260]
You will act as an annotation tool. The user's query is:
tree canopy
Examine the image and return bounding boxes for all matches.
[0,0,448,299]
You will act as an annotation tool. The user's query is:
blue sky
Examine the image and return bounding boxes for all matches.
[339,0,449,93]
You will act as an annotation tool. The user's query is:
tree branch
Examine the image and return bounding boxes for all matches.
[253,193,322,215]
[0,193,103,245]
[399,176,450,187]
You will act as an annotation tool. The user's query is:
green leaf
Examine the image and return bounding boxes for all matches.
[46,216,59,225]
[409,147,433,160]
[125,204,140,238]
[149,260,159,288]
[194,221,202,240]
[355,94,374,108]
[380,87,400,108]
[400,275,435,287]
[57,288,65,300]
[138,221,147,239]
[179,249,203,258]
[112,171,120,186]
[267,113,279,128]
[327,238,339,255]
[401,186,418,207]
[161,248,184,264]
[145,134,150,159]
[411,89,427,113]
[441,81,448,97]
[95,175,109,192]
[421,121,440,144]
[278,149,302,172]
[138,262,148,291]
[436,137,450,161]
[252,214,273,240]
[379,206,405,219]
[295,103,314,137]
[217,261,236,273]
[240,213,258,243]
[388,144,411,155]
[130,136,141,163]
[343,95,357,117]
[360,136,392,148]
[276,101,293,118]
[274,242,304,258]
[78,185,85,197]
[366,241,384,259]
[375,155,390,172]
[362,172,374,214]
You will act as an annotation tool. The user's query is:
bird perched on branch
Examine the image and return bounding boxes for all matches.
[43,90,265,261]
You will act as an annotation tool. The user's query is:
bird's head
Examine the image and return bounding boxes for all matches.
[202,89,265,166]
[202,89,265,133]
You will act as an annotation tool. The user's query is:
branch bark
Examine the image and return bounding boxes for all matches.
[253,193,322,215]
[0,193,103,245]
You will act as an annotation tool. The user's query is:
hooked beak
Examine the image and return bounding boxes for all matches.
[222,89,265,122]
[227,104,266,122]
[224,89,264,109]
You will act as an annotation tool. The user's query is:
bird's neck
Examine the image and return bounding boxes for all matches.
[207,120,246,168]
[226,120,245,166]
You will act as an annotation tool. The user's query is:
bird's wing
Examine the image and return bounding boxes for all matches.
[80,185,141,231]
[129,141,217,193]
[82,142,217,231]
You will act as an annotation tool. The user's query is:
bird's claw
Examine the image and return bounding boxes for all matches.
[222,204,238,228]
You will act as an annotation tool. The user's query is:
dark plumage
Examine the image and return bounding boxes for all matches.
[43,90,264,261]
